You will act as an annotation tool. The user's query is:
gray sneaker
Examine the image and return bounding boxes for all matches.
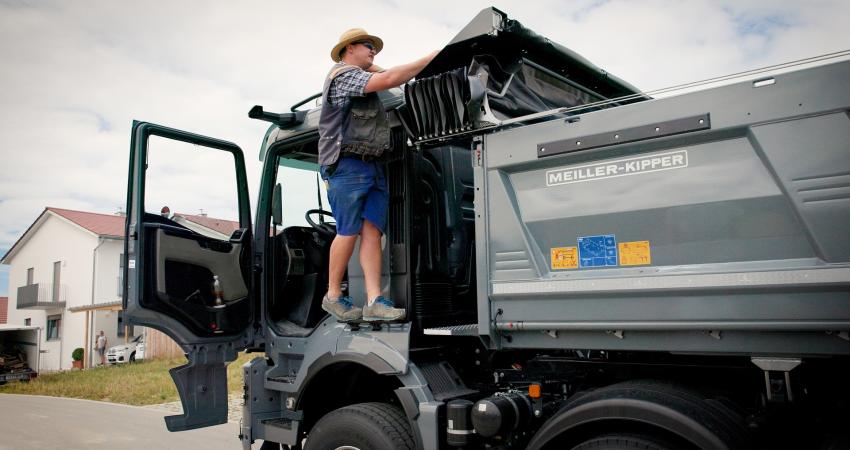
[362,296,406,321]
[322,295,362,322]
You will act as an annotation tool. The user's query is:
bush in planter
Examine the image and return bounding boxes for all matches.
[72,347,84,369]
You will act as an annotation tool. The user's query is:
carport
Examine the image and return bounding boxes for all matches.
[68,301,125,368]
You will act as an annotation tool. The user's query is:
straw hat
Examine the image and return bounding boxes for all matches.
[331,28,383,62]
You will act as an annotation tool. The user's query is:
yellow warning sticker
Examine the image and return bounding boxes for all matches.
[618,241,651,266]
[551,246,578,270]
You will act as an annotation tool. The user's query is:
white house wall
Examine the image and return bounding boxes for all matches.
[6,214,97,371]
[93,239,123,305]
[89,239,126,367]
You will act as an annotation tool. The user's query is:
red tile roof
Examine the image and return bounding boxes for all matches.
[0,297,8,324]
[2,207,241,264]
[177,213,241,237]
[47,207,126,238]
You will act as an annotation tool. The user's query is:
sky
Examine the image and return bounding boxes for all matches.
[1,0,849,296]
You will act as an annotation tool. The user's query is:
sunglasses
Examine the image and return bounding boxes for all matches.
[353,41,376,52]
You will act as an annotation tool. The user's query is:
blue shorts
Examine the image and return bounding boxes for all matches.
[320,156,388,236]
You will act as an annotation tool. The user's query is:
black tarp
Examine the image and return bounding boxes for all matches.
[400,7,647,140]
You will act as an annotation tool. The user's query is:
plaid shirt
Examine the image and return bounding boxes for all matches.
[327,66,373,108]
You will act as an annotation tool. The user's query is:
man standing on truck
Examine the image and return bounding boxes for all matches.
[319,28,437,322]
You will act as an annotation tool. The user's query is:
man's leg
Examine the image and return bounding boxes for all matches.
[327,234,358,298]
[359,215,405,321]
[360,219,383,304]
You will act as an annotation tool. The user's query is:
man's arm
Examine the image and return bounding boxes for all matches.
[364,50,439,93]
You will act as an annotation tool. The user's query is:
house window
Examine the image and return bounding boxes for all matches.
[52,261,61,302]
[46,314,61,340]
[117,311,134,337]
[27,267,34,285]
[25,318,31,326]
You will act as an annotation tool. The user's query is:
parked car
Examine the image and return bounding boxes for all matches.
[106,334,144,364]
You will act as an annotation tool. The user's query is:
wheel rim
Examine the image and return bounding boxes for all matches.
[334,447,360,450]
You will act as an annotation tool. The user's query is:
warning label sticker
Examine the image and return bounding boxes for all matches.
[578,235,618,268]
[551,246,578,270]
[618,241,652,266]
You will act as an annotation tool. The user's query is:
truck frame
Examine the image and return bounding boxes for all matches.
[123,8,850,450]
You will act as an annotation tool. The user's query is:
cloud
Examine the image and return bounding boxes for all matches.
[1,0,848,270]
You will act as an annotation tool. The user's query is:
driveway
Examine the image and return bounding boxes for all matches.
[0,394,253,450]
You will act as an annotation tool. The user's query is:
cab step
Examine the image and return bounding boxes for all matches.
[345,319,408,332]
[261,416,300,445]
[423,324,479,336]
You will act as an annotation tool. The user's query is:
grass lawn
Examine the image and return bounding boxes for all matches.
[0,352,260,405]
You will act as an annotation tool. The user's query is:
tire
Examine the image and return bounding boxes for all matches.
[129,352,136,363]
[304,402,414,450]
[572,432,679,450]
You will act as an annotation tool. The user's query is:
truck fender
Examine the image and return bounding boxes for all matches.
[295,355,441,450]
[304,350,398,376]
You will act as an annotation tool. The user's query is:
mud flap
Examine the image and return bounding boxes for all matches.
[165,348,235,431]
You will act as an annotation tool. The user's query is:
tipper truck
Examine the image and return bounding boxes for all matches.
[123,8,850,449]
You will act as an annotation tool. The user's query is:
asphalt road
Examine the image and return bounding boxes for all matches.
[0,394,251,450]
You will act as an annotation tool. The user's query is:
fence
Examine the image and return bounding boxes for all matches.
[144,328,184,360]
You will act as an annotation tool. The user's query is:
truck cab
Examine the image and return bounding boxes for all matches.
[123,7,850,449]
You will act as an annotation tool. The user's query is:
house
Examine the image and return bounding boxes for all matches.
[0,207,238,370]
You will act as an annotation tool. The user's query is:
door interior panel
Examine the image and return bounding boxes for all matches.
[155,228,248,300]
[140,222,251,336]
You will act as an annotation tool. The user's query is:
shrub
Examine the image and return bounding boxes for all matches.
[72,347,84,362]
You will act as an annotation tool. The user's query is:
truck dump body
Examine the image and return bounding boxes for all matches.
[477,59,850,356]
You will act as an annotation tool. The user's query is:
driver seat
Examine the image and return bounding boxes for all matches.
[278,225,335,328]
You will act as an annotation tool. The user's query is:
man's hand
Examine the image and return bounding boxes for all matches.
[364,50,439,93]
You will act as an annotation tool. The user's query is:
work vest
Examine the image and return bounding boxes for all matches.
[318,63,391,167]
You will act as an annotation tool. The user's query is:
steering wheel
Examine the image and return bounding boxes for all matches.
[305,209,336,237]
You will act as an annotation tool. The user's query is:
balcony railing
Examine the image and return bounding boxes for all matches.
[17,283,67,310]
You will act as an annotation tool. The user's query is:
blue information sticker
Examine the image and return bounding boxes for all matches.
[578,234,618,268]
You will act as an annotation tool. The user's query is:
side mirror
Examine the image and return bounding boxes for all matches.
[272,183,283,227]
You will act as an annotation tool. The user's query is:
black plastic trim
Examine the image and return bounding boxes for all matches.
[538,114,711,158]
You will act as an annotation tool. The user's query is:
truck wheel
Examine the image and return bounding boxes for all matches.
[304,402,414,450]
[572,432,678,450]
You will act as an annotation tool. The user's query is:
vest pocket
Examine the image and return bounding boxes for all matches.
[349,105,378,142]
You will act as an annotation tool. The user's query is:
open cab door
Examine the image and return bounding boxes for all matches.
[123,121,255,431]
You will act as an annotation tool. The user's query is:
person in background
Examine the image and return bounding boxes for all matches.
[96,330,107,366]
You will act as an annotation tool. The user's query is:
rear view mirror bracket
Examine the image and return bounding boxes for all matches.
[248,105,306,128]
